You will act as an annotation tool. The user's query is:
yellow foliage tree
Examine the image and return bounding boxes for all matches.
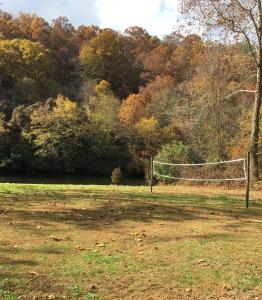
[26,95,88,163]
[118,94,145,126]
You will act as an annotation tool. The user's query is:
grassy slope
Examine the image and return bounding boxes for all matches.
[0,183,262,300]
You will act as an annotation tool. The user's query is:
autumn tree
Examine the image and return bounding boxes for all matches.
[145,88,177,127]
[88,80,120,131]
[80,29,140,98]
[84,80,126,174]
[181,0,262,179]
[15,13,51,45]
[48,17,79,94]
[0,39,54,83]
[0,11,20,39]
[124,26,152,57]
[140,75,175,103]
[229,110,262,159]
[0,39,56,116]
[171,34,203,82]
[118,94,145,126]
[124,26,157,84]
[25,95,88,171]
[143,43,174,81]
[183,45,248,160]
[124,116,160,176]
[76,25,100,45]
[134,116,160,157]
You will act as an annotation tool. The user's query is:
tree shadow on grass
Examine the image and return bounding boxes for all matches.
[139,231,235,247]
[0,256,38,266]
[5,202,200,231]
[1,190,262,233]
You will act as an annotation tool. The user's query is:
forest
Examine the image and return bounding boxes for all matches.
[0,9,261,179]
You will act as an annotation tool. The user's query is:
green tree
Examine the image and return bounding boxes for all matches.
[88,80,120,130]
[85,81,126,173]
[25,95,88,171]
[154,143,191,182]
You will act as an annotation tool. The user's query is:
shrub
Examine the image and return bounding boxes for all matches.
[154,142,191,183]
[111,167,122,185]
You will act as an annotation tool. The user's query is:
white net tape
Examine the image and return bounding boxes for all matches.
[153,158,246,182]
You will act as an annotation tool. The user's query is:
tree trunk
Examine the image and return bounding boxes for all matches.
[250,62,262,180]
[250,1,262,181]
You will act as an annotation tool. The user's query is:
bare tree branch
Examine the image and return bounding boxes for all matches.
[225,89,256,99]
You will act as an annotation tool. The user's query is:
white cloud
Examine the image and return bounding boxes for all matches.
[96,0,179,37]
[1,0,179,37]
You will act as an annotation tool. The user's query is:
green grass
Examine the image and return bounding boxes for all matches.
[84,251,122,273]
[0,183,262,299]
[0,279,17,300]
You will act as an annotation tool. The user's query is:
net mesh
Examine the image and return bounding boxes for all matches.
[153,158,246,182]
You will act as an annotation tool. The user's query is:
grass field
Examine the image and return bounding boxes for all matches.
[0,183,262,300]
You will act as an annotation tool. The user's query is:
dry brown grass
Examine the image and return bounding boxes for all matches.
[0,183,262,300]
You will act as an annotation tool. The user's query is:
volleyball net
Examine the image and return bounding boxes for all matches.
[153,158,247,182]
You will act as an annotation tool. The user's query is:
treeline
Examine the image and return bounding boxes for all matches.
[0,11,260,178]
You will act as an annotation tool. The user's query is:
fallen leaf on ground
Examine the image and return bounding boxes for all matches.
[223,284,233,291]
[30,271,39,276]
[197,259,205,264]
[49,236,62,242]
[75,246,85,251]
[135,238,142,242]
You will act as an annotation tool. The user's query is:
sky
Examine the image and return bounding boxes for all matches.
[1,0,179,37]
